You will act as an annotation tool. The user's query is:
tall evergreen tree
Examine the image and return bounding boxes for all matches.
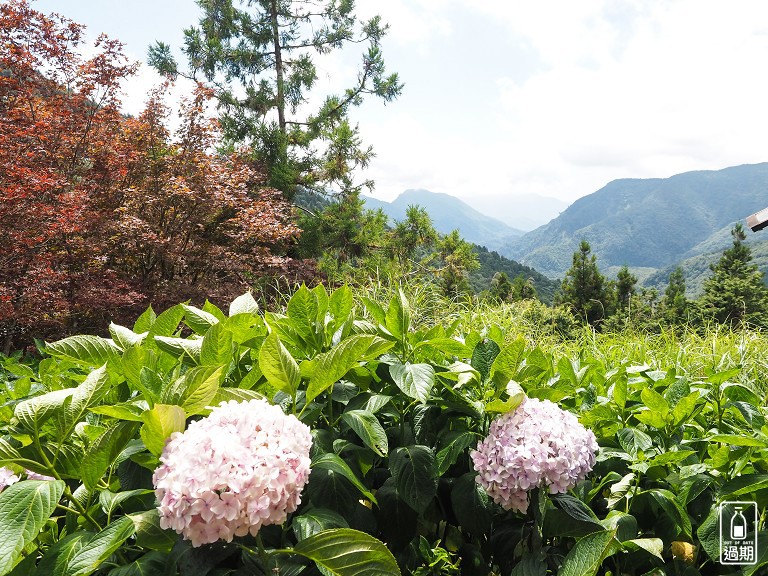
[663,266,687,323]
[616,265,638,311]
[149,0,402,198]
[701,223,768,327]
[557,240,609,325]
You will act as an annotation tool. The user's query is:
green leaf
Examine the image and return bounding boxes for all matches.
[109,323,147,350]
[133,306,157,333]
[63,364,114,431]
[671,392,700,425]
[340,410,388,457]
[128,509,177,552]
[182,304,220,335]
[451,473,493,536]
[148,304,184,338]
[435,431,476,475]
[646,489,692,538]
[470,339,501,381]
[81,422,139,490]
[14,388,74,434]
[623,538,664,560]
[389,445,437,514]
[45,335,121,368]
[361,297,386,326]
[719,474,768,498]
[259,332,300,398]
[640,388,669,414]
[329,286,354,332]
[490,337,526,383]
[122,347,158,395]
[161,366,222,415]
[0,481,65,574]
[551,494,601,525]
[311,453,377,504]
[287,285,320,346]
[200,322,234,367]
[66,517,136,576]
[307,335,393,403]
[229,291,259,316]
[389,363,434,403]
[140,404,186,456]
[708,434,766,447]
[413,338,471,357]
[34,532,90,576]
[291,528,401,576]
[293,508,349,542]
[558,529,618,576]
[106,551,168,576]
[696,508,720,561]
[211,387,266,405]
[385,289,410,340]
[617,427,653,460]
[153,336,202,361]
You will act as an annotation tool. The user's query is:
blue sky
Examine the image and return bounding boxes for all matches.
[34,0,768,220]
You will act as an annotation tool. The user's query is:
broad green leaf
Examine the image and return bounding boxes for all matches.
[708,434,766,447]
[132,306,156,333]
[200,322,234,367]
[389,363,434,403]
[634,409,667,429]
[182,304,219,335]
[598,510,638,542]
[719,474,768,498]
[154,336,202,361]
[328,286,354,332]
[360,297,386,326]
[122,347,158,393]
[470,339,500,381]
[640,388,669,414]
[106,551,168,576]
[291,528,401,576]
[88,402,146,422]
[451,473,493,536]
[485,380,525,414]
[646,489,691,538]
[385,289,410,340]
[161,366,222,415]
[34,532,90,576]
[0,480,66,575]
[671,392,700,425]
[696,508,720,561]
[623,538,664,560]
[128,509,177,552]
[81,422,139,490]
[389,445,437,514]
[435,431,476,475]
[211,387,266,405]
[229,291,259,316]
[607,473,635,509]
[148,304,185,338]
[287,285,320,346]
[490,337,526,382]
[706,367,741,385]
[66,516,136,576]
[14,388,74,434]
[202,299,227,322]
[0,438,41,470]
[259,332,300,397]
[551,494,601,525]
[292,508,349,542]
[99,489,153,516]
[109,323,147,350]
[617,427,653,460]
[559,529,618,576]
[311,453,377,504]
[340,410,388,457]
[140,404,186,456]
[45,335,121,368]
[307,335,393,403]
[413,338,471,357]
[62,364,114,432]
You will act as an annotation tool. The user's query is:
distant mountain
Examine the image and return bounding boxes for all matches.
[470,246,559,304]
[499,163,768,279]
[362,189,525,250]
[471,193,569,231]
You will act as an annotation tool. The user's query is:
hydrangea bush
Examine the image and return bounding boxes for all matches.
[471,397,598,513]
[154,399,312,547]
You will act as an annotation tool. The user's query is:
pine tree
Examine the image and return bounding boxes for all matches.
[663,266,687,323]
[558,240,609,325]
[489,272,513,302]
[701,223,768,327]
[616,265,638,311]
[149,0,402,197]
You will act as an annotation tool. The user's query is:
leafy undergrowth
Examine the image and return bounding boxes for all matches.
[1,285,767,575]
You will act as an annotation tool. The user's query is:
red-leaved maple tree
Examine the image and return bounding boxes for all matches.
[0,0,305,352]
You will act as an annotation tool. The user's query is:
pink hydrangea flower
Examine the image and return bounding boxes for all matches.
[25,470,55,481]
[0,467,20,491]
[153,399,312,547]
[471,397,598,513]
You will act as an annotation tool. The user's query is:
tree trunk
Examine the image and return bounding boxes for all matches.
[270,0,286,133]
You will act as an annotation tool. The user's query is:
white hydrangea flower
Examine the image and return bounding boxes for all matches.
[471,398,598,513]
[153,399,312,547]
[0,467,20,491]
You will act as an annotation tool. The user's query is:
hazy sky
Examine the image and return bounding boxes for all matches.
[34,0,768,208]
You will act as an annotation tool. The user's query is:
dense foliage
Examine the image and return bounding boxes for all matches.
[1,286,768,575]
[0,1,302,352]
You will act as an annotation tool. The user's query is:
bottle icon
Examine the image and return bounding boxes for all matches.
[731,507,747,540]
